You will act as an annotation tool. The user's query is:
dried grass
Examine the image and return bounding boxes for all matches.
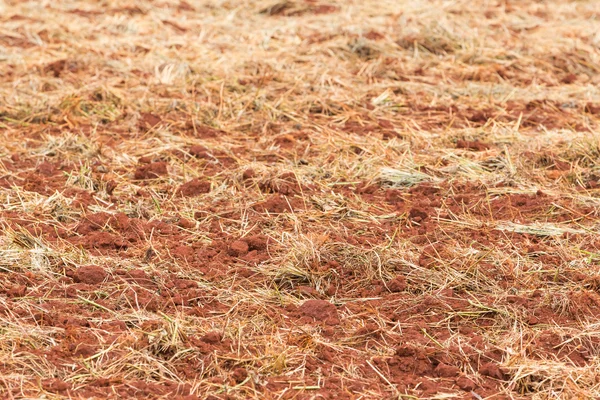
[1,0,600,398]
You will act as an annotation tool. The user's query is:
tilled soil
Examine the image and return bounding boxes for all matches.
[1,0,600,399]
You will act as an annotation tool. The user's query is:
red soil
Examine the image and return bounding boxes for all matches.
[134,162,168,180]
[179,178,211,196]
[3,166,592,397]
[2,1,600,399]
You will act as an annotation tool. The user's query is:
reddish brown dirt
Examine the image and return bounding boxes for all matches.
[299,299,340,325]
[134,161,168,180]
[456,140,492,151]
[2,1,600,399]
[179,178,211,196]
[73,265,108,284]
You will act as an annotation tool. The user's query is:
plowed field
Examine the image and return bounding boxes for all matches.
[1,0,600,398]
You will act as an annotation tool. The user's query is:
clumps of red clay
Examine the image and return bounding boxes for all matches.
[408,207,429,222]
[434,363,460,377]
[201,331,222,344]
[299,299,340,325]
[123,269,154,287]
[231,367,248,384]
[36,161,58,176]
[387,275,407,292]
[75,212,132,235]
[456,376,476,391]
[189,145,210,159]
[179,178,211,196]
[244,235,269,251]
[134,162,168,180]
[42,379,72,394]
[479,362,505,380]
[227,235,270,260]
[242,168,256,181]
[74,265,108,284]
[259,172,302,195]
[456,140,492,151]
[228,240,249,257]
[253,194,303,213]
[138,113,162,131]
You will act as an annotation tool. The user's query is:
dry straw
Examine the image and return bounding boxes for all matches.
[1,0,600,398]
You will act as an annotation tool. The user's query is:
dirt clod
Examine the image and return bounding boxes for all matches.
[231,367,248,383]
[189,145,209,158]
[299,299,340,325]
[409,207,428,222]
[479,362,504,380]
[179,178,211,196]
[434,363,460,377]
[456,140,492,151]
[229,240,249,257]
[456,376,476,391]
[3,1,600,399]
[139,113,162,130]
[134,162,168,180]
[201,331,222,344]
[74,265,108,285]
[387,276,407,292]
[242,168,256,180]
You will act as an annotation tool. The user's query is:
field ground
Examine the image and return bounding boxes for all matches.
[2,0,600,398]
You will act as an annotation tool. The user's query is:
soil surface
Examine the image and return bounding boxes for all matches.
[1,0,600,399]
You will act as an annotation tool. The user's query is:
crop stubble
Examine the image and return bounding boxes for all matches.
[1,0,600,399]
